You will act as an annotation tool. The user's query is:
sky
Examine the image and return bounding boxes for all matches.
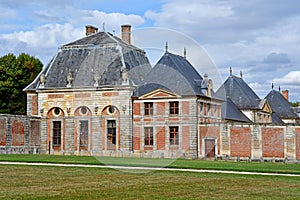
[0,0,300,102]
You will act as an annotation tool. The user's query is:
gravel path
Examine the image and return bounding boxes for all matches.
[1,161,299,177]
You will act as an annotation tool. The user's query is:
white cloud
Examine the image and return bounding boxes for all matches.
[73,10,145,34]
[272,71,300,85]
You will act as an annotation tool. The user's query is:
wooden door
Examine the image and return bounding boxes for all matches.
[205,139,215,158]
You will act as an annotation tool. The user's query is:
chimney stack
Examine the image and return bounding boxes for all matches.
[282,90,289,101]
[85,25,98,36]
[121,25,131,44]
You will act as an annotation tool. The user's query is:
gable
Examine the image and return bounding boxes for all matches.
[139,89,179,99]
[261,101,272,113]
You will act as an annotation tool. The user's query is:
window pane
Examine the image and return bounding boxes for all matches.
[107,120,116,145]
[170,101,179,115]
[169,126,179,145]
[53,121,61,147]
[144,102,153,115]
[80,120,88,146]
[144,127,153,146]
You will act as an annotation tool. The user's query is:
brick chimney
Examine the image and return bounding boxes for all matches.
[282,90,289,101]
[121,25,131,44]
[85,25,98,36]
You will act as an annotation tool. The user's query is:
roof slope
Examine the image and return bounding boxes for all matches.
[216,75,260,110]
[134,52,206,97]
[25,32,151,91]
[221,98,251,123]
[265,90,298,119]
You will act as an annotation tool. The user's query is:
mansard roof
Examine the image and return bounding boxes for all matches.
[24,31,151,91]
[265,89,298,119]
[221,97,251,123]
[216,75,260,110]
[134,51,208,97]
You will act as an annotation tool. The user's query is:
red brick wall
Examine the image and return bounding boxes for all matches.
[29,120,40,146]
[156,102,165,115]
[133,127,140,150]
[156,126,165,150]
[262,127,284,158]
[31,95,38,115]
[182,101,189,115]
[182,126,190,150]
[0,119,6,145]
[296,128,300,159]
[230,127,251,157]
[12,120,24,146]
[199,126,220,155]
[133,103,140,115]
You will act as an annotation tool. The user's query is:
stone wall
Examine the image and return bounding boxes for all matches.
[1,113,300,161]
[0,114,41,154]
[217,123,300,161]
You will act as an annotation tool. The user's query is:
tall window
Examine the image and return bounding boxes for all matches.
[169,126,179,145]
[214,104,218,117]
[107,120,116,145]
[199,102,204,114]
[169,101,179,115]
[144,102,153,115]
[79,120,88,147]
[207,103,211,116]
[144,127,153,146]
[52,121,61,147]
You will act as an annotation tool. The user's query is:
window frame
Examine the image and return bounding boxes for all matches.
[144,127,153,146]
[79,120,89,147]
[169,126,179,145]
[52,121,61,147]
[169,101,179,115]
[107,120,117,145]
[144,102,153,115]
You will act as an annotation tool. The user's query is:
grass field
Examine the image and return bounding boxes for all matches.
[1,154,300,174]
[0,164,299,200]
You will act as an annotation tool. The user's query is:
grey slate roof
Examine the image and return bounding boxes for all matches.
[265,90,298,119]
[221,98,251,123]
[25,32,152,91]
[133,52,207,97]
[271,112,285,124]
[216,75,260,110]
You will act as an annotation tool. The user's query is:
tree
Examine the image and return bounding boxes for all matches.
[0,53,43,115]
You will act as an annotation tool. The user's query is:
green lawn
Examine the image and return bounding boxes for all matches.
[0,165,299,200]
[0,154,300,174]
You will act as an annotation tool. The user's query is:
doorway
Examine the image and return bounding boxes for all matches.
[205,139,215,158]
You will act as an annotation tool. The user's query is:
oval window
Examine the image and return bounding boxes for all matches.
[81,107,87,115]
[108,106,115,114]
[54,107,60,116]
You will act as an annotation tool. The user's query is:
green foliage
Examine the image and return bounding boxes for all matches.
[290,101,299,107]
[0,53,43,114]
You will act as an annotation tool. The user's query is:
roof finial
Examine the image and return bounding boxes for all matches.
[183,47,186,58]
[102,22,105,32]
[240,70,243,79]
[272,83,274,90]
[230,67,232,76]
[279,85,281,92]
[165,41,168,52]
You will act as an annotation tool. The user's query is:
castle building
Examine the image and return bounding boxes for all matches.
[16,24,300,160]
